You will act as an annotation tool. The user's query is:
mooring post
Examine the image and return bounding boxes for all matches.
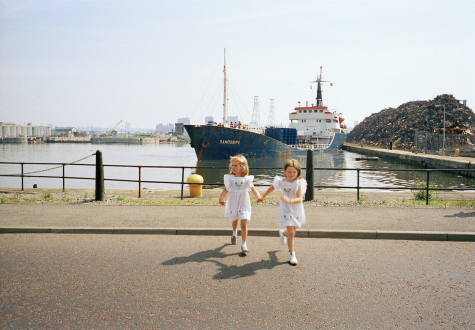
[21,163,24,191]
[305,149,314,201]
[95,150,104,201]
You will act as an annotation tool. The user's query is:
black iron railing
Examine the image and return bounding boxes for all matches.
[1,161,475,205]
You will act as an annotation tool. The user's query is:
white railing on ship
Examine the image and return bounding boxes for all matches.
[288,144,330,150]
[247,126,265,134]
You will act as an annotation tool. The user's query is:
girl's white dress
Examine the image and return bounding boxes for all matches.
[272,176,307,228]
[223,174,255,221]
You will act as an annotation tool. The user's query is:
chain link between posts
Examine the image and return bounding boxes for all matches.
[0,152,96,177]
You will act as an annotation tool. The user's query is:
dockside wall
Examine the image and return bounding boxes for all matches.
[91,137,160,144]
[343,144,475,178]
[0,137,28,144]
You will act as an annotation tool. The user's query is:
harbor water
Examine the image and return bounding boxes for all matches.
[1,143,474,191]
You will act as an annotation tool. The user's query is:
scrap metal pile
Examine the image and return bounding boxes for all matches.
[347,94,475,150]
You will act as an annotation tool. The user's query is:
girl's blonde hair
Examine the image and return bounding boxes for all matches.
[229,154,249,176]
[283,159,302,179]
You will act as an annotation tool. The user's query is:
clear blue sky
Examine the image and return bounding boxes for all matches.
[1,0,474,130]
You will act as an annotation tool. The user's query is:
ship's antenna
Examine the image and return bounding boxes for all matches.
[311,66,332,107]
[223,48,228,126]
[268,99,276,126]
[252,96,260,127]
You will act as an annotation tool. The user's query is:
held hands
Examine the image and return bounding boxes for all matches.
[257,196,264,203]
[219,199,225,206]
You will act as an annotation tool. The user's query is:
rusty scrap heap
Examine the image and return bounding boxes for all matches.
[347,94,475,150]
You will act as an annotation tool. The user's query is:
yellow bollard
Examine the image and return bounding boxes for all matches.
[187,174,204,197]
[455,149,460,157]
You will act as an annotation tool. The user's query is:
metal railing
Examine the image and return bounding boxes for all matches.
[288,143,330,150]
[1,161,475,205]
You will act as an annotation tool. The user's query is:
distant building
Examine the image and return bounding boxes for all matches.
[177,117,190,124]
[55,127,77,136]
[156,123,174,133]
[125,122,131,132]
[174,123,185,136]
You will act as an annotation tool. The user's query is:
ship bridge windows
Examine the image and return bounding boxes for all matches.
[326,119,332,123]
[320,110,324,113]
[303,110,307,113]
[301,119,306,123]
[308,110,312,113]
[298,110,302,113]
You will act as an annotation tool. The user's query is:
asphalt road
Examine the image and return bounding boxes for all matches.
[1,234,474,329]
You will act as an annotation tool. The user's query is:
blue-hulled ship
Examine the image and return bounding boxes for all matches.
[185,56,347,160]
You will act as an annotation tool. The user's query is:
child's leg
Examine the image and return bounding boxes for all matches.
[240,219,248,242]
[240,220,249,253]
[285,226,297,251]
[231,219,238,244]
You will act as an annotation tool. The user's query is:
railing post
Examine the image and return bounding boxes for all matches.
[21,163,24,191]
[181,167,185,200]
[426,170,430,205]
[138,166,142,198]
[62,164,65,192]
[305,149,314,201]
[95,150,104,201]
[357,169,360,201]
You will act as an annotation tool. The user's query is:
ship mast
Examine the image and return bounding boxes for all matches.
[316,66,323,107]
[223,48,228,126]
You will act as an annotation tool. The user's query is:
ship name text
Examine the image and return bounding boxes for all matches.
[220,140,240,145]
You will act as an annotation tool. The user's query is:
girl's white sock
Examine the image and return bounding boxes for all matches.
[232,230,237,236]
[289,251,295,257]
[242,240,247,247]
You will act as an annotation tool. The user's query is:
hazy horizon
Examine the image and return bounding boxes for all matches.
[1,0,474,131]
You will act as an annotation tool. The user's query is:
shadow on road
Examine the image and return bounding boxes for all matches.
[162,244,287,280]
[444,211,475,218]
[212,250,287,279]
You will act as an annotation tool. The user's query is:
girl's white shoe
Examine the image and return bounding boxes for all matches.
[279,230,287,246]
[289,252,298,265]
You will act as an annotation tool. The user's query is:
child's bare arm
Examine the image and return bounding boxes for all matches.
[258,186,275,203]
[251,186,261,201]
[219,187,228,205]
[281,186,303,204]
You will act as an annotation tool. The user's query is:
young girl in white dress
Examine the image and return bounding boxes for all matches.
[258,159,307,265]
[219,154,261,254]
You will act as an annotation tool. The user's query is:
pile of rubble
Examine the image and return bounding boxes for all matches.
[347,94,475,150]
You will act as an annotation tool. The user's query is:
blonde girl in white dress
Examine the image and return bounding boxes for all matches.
[258,159,307,265]
[219,155,261,254]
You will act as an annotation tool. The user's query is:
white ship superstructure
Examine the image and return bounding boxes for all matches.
[289,66,346,146]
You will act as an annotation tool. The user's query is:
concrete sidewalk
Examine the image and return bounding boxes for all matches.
[1,203,474,241]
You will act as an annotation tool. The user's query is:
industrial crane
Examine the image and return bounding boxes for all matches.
[105,120,123,136]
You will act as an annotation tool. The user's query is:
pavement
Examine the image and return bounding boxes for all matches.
[1,188,475,241]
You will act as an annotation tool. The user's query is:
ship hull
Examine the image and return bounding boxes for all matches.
[185,125,347,160]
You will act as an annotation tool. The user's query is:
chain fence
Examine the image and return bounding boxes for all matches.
[414,132,475,155]
[0,152,96,177]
